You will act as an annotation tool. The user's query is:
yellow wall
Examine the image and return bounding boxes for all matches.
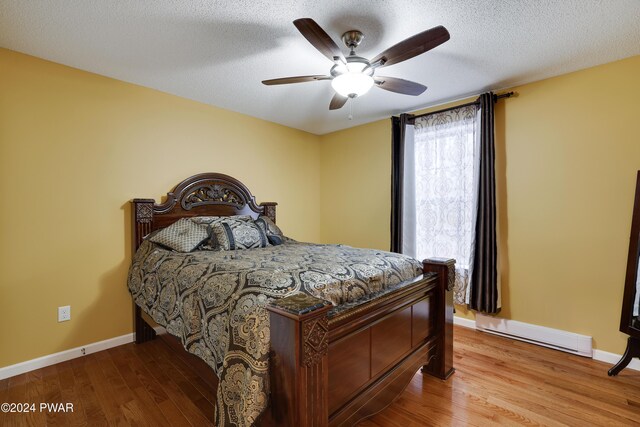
[0,49,321,368]
[320,55,640,354]
[320,119,392,250]
[2,45,639,368]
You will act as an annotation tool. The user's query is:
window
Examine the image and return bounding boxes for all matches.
[401,105,479,304]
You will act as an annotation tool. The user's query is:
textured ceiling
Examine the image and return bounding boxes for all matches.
[1,0,639,135]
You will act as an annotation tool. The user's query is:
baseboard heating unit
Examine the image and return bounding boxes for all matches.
[475,313,593,357]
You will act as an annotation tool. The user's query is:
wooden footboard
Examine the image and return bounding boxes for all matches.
[264,258,455,427]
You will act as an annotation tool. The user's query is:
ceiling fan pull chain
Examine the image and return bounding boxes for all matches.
[348,99,354,120]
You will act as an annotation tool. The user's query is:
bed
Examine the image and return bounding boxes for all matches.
[129,173,455,426]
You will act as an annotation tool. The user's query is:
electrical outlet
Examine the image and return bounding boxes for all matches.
[58,306,71,322]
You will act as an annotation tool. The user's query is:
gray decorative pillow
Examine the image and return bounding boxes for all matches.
[211,218,269,250]
[191,215,254,248]
[254,216,284,238]
[190,215,252,225]
[149,218,209,252]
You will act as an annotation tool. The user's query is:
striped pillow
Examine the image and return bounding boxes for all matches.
[190,215,253,249]
[211,218,269,250]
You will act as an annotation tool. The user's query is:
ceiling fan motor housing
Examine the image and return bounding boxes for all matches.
[341,30,364,50]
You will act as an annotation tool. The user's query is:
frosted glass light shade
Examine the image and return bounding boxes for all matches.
[331,72,374,97]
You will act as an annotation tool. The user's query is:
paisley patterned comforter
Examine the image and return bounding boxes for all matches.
[128,240,422,426]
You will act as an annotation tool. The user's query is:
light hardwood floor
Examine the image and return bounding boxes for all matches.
[1,326,638,426]
[363,327,640,426]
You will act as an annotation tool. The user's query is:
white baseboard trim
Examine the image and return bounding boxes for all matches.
[593,349,640,371]
[454,315,639,372]
[453,316,476,329]
[0,333,134,381]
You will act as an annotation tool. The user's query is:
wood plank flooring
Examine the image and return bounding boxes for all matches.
[1,326,639,426]
[363,327,640,426]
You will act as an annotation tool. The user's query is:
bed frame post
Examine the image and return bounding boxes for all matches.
[132,198,155,251]
[259,202,277,223]
[422,258,456,380]
[134,305,156,344]
[265,294,332,427]
[132,198,156,344]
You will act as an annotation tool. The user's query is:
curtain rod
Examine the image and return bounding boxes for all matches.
[406,91,515,123]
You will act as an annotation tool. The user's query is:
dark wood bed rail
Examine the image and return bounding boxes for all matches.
[130,173,455,426]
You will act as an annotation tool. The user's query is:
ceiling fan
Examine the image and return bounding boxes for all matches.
[262,18,450,110]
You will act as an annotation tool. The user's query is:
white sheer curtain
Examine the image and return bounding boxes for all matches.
[402,105,480,305]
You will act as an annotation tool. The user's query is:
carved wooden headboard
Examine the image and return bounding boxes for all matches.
[132,173,277,251]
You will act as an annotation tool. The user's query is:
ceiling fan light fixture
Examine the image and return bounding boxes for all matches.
[331,72,374,98]
[346,60,368,73]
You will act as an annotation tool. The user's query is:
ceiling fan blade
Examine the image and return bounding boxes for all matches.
[293,18,346,64]
[370,25,450,68]
[374,77,427,96]
[329,93,348,110]
[262,75,332,85]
